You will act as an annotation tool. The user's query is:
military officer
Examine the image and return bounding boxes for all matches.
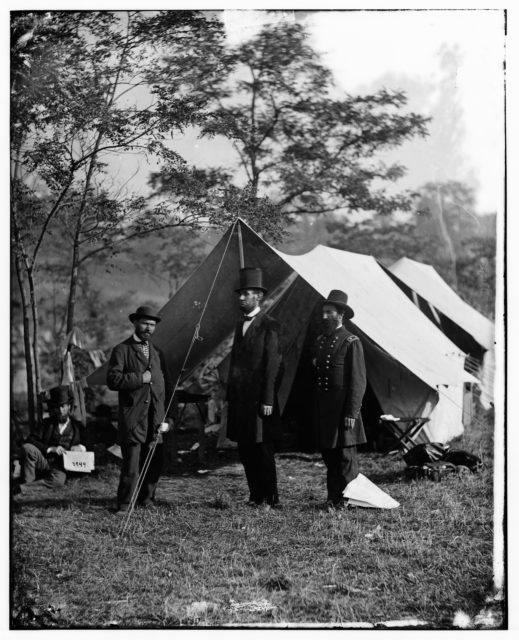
[313,290,367,509]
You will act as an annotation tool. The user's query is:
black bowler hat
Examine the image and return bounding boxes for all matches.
[322,290,355,319]
[234,268,267,294]
[46,385,73,406]
[129,305,162,323]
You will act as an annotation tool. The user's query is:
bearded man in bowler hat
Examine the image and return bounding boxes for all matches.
[107,306,172,514]
[16,385,86,490]
[313,290,367,510]
[226,268,282,508]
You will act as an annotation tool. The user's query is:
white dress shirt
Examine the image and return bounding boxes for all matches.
[57,418,70,436]
[242,306,261,336]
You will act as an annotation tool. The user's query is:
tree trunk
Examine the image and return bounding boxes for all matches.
[434,185,458,289]
[66,238,81,335]
[27,267,43,420]
[248,71,259,199]
[13,255,36,430]
[65,134,103,334]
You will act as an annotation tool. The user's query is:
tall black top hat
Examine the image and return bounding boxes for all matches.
[235,268,267,294]
[46,385,74,406]
[322,290,355,319]
[129,305,162,323]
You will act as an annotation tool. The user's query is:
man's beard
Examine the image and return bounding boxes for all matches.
[58,415,68,424]
[239,300,256,315]
[322,319,337,335]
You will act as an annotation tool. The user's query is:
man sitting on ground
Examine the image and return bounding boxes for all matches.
[16,385,86,490]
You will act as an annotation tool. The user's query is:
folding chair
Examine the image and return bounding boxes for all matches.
[378,415,430,454]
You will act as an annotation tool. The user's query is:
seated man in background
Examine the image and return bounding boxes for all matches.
[16,385,86,490]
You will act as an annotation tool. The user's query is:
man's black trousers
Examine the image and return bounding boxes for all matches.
[238,441,279,506]
[321,446,358,504]
[117,441,163,510]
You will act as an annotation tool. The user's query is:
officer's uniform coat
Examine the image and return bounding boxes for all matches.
[226,311,282,444]
[107,337,172,444]
[314,325,367,449]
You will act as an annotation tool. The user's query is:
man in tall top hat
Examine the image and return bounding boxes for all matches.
[17,385,86,489]
[313,290,367,510]
[107,305,172,514]
[226,268,283,508]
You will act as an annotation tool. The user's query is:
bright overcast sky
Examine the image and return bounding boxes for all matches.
[222,8,506,215]
[4,4,506,218]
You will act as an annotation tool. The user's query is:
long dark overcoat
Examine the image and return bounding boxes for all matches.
[107,337,171,444]
[226,311,282,444]
[313,325,367,449]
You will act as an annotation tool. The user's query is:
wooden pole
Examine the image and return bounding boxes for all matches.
[237,221,244,268]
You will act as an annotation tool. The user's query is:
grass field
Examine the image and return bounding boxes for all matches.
[11,407,503,629]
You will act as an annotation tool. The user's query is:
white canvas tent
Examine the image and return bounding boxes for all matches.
[88,220,476,445]
[387,257,495,408]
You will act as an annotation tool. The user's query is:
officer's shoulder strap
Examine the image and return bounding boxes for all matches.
[346,334,359,344]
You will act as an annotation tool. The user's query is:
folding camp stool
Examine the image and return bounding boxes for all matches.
[378,415,430,455]
[174,390,210,462]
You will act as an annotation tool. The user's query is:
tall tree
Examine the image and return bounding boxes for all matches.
[150,20,430,238]
[414,181,468,287]
[326,180,496,317]
[126,227,213,298]
[11,10,226,421]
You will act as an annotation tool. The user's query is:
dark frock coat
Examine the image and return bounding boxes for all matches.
[26,418,83,455]
[314,325,367,449]
[226,311,282,444]
[23,418,84,480]
[107,337,172,444]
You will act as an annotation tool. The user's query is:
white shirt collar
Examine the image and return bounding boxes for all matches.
[132,333,145,343]
[58,418,70,434]
[242,306,260,336]
[244,306,261,321]
[324,323,343,338]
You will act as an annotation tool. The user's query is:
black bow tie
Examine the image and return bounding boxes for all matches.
[243,315,254,321]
